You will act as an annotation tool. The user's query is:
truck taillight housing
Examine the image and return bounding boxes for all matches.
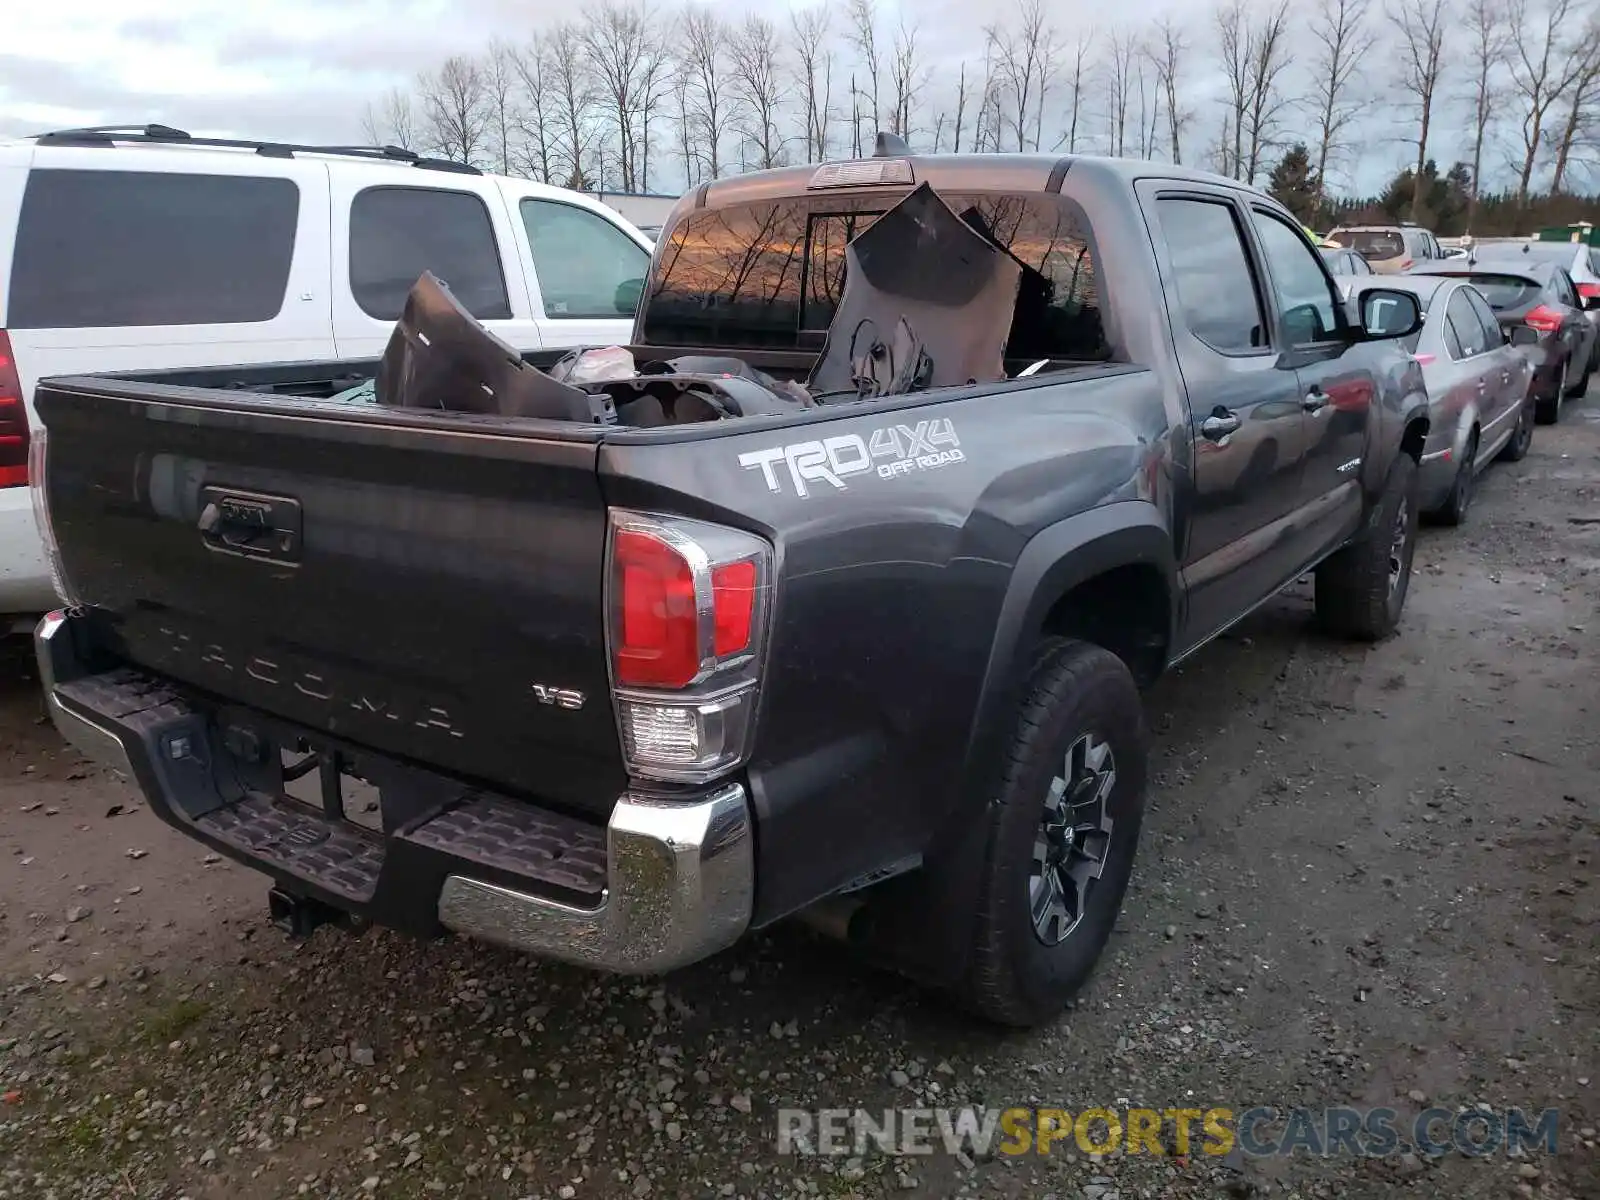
[606,510,773,784]
[27,425,80,608]
[0,331,28,489]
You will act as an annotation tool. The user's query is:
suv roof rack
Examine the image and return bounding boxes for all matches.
[30,124,484,176]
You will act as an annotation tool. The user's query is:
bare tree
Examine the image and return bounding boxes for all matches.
[791,4,836,162]
[581,1,669,191]
[546,22,597,189]
[482,39,520,176]
[985,0,1058,153]
[1307,0,1376,208]
[510,40,555,182]
[1507,0,1584,206]
[951,61,972,152]
[1149,18,1192,164]
[1461,0,1510,225]
[1215,0,1252,178]
[418,56,491,167]
[730,14,788,169]
[1105,28,1139,157]
[361,86,417,150]
[887,18,928,142]
[1057,30,1095,154]
[1388,0,1450,219]
[848,0,883,135]
[1241,0,1293,184]
[1549,15,1600,192]
[681,6,730,179]
[669,62,699,186]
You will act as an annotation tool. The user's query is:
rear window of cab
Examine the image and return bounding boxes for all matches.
[641,191,1110,362]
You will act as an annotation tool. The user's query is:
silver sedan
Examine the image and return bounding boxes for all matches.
[1351,275,1536,526]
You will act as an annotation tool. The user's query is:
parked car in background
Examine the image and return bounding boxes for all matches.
[1499,240,1600,372]
[1320,244,1374,299]
[1326,223,1445,274]
[1410,257,1598,422]
[0,123,656,624]
[1355,275,1535,525]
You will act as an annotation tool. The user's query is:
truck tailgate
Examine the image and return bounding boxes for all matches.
[35,382,625,815]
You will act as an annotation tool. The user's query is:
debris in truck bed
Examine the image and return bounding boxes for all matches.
[809,182,1022,399]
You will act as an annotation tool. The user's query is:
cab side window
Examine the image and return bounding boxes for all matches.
[1250,210,1341,345]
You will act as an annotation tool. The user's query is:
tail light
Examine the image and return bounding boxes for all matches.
[0,331,28,488]
[1399,258,1414,270]
[27,426,80,607]
[1523,305,1563,334]
[1577,282,1599,302]
[1413,353,1437,366]
[606,510,773,784]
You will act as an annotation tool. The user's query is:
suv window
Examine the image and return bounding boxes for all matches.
[1157,198,1266,353]
[642,191,1110,360]
[1250,210,1341,344]
[7,169,299,330]
[349,187,511,322]
[520,199,650,319]
[1445,289,1487,357]
[1340,230,1405,259]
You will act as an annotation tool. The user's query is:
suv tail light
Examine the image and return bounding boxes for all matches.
[1524,305,1563,334]
[606,510,773,783]
[28,426,80,607]
[1577,282,1600,301]
[0,331,28,488]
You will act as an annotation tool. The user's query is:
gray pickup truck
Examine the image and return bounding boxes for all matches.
[31,146,1429,1027]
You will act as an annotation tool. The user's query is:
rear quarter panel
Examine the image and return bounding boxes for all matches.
[598,368,1175,923]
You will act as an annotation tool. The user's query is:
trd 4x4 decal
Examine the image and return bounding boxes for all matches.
[737,418,965,498]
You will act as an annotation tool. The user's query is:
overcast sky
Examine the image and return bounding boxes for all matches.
[2,0,1577,198]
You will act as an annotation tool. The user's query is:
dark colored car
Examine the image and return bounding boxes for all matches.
[1496,241,1600,371]
[28,149,1431,1028]
[1410,258,1598,422]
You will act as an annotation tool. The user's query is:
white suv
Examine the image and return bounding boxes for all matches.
[0,125,657,621]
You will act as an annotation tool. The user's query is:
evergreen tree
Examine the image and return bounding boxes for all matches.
[1268,144,1322,226]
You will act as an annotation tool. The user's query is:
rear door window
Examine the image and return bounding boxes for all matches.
[1445,289,1487,357]
[520,199,650,319]
[349,186,511,322]
[7,169,299,329]
[1463,288,1504,346]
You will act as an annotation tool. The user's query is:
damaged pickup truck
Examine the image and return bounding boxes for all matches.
[31,143,1431,1026]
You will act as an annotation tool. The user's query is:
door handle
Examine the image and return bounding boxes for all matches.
[1302,389,1330,412]
[1200,411,1241,440]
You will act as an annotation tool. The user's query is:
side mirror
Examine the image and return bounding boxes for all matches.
[1509,325,1540,347]
[1359,288,1424,340]
[614,277,644,315]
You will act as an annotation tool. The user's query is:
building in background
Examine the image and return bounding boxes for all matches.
[583,191,680,240]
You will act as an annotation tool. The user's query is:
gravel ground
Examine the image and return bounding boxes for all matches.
[2,379,1598,1200]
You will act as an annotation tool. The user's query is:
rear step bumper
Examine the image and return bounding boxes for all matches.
[34,611,755,975]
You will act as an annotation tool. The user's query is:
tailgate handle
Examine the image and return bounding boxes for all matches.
[198,488,303,564]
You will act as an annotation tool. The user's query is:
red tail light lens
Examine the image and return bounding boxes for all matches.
[607,511,773,783]
[1577,282,1599,300]
[1523,305,1562,334]
[1413,353,1436,366]
[0,331,28,489]
[614,528,701,688]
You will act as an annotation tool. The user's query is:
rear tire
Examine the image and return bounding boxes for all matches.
[1429,432,1476,527]
[1314,452,1420,641]
[961,639,1147,1028]
[1498,399,1535,463]
[1538,357,1569,423]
